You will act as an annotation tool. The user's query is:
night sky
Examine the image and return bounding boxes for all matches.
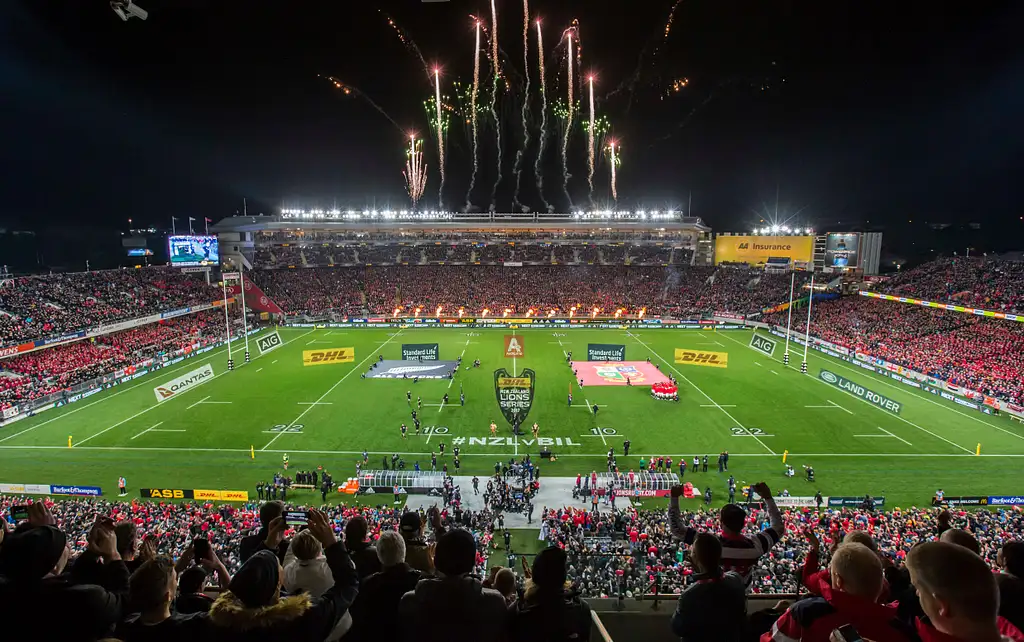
[2,1,1023,259]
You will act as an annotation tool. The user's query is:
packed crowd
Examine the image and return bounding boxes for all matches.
[880,256,1024,314]
[0,494,599,642]
[0,310,242,411]
[0,268,221,344]
[4,486,1021,641]
[251,241,694,268]
[252,264,822,320]
[765,297,1024,405]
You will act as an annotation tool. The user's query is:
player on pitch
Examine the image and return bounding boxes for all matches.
[490,421,498,436]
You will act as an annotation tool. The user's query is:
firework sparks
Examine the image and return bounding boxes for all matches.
[561,28,575,206]
[466,20,482,210]
[404,135,428,209]
[378,10,430,78]
[512,0,531,212]
[534,19,551,211]
[433,69,446,208]
[320,75,404,134]
[587,75,596,204]
[488,0,503,211]
[608,140,619,203]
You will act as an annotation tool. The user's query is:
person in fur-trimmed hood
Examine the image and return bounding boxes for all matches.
[206,509,358,642]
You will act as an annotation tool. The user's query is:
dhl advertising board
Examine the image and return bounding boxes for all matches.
[714,235,814,265]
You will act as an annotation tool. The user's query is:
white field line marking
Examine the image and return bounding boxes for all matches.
[754,361,763,367]
[297,402,333,405]
[0,329,286,445]
[187,396,211,410]
[802,340,1024,442]
[437,401,446,413]
[272,360,278,364]
[306,339,317,345]
[6,444,1024,458]
[256,368,264,373]
[716,331,973,454]
[628,331,776,455]
[878,425,913,446]
[701,404,736,408]
[130,422,163,441]
[770,370,780,375]
[24,329,316,448]
[828,399,854,415]
[261,331,402,451]
[733,433,775,437]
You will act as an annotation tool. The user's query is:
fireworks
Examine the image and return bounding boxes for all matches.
[404,135,428,209]
[320,75,404,134]
[467,20,482,209]
[608,140,620,203]
[512,0,531,212]
[561,28,575,206]
[488,0,503,211]
[434,69,445,209]
[379,10,430,78]
[534,18,551,212]
[587,75,596,204]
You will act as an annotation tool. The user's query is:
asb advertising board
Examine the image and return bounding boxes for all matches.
[167,235,219,267]
[825,233,860,268]
[714,235,813,265]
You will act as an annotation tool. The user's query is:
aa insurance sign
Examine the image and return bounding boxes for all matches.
[749,333,776,356]
[256,331,283,355]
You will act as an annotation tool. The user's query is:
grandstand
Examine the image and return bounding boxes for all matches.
[3,215,1024,642]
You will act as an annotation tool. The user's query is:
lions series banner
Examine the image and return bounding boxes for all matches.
[256,331,283,355]
[587,344,625,361]
[494,368,536,426]
[402,343,439,360]
[302,347,355,366]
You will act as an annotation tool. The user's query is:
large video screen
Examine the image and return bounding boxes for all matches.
[167,235,219,267]
[824,233,860,268]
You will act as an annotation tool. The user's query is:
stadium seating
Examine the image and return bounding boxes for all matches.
[0,311,240,411]
[764,297,1024,405]
[877,256,1024,314]
[0,268,222,345]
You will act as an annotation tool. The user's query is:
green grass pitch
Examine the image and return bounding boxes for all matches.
[2,325,1023,508]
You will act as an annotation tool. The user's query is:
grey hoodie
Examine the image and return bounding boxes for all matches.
[399,575,508,642]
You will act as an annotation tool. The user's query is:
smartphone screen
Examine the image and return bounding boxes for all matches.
[193,537,211,561]
[285,511,308,526]
[10,505,30,521]
[832,624,863,642]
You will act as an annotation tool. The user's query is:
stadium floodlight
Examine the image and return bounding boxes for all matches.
[806,228,813,235]
[111,0,147,21]
[771,225,780,233]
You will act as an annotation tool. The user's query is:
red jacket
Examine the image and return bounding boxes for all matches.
[908,617,1024,642]
[801,548,891,602]
[761,584,911,642]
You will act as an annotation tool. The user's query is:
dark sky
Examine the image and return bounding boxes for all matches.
[2,0,1023,247]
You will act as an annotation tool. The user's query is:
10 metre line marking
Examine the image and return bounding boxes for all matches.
[627,331,776,455]
[260,331,403,451]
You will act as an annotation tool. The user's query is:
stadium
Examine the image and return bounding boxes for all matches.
[3,208,1024,639]
[5,2,1024,640]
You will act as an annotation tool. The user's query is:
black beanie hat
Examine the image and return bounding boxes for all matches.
[433,529,476,576]
[228,550,281,607]
[532,547,567,590]
[0,525,67,581]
